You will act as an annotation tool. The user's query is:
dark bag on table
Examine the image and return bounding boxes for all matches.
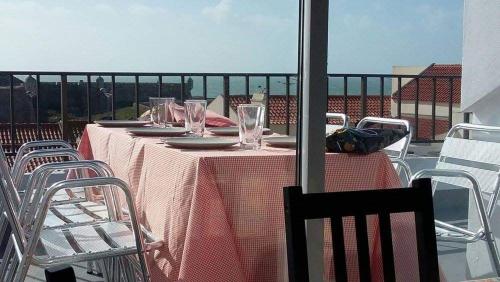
[325,127,408,154]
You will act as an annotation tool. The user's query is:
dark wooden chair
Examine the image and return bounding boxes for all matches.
[283,178,439,282]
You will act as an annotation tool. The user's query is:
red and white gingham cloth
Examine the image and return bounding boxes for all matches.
[79,124,426,282]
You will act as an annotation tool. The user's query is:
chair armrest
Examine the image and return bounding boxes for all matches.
[410,168,480,192]
[24,177,148,274]
[411,168,492,228]
[390,158,412,185]
[140,225,164,252]
[20,160,115,227]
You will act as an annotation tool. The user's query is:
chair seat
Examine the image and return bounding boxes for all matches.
[51,187,87,202]
[44,201,109,228]
[35,221,137,265]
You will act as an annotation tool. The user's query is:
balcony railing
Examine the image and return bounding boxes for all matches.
[0,71,464,157]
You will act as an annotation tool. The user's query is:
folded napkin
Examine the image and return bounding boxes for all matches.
[170,103,236,127]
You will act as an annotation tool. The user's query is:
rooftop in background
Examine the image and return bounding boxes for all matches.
[229,95,391,125]
[392,64,462,104]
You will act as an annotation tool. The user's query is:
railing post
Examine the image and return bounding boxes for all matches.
[415,78,419,140]
[60,75,69,142]
[343,76,348,115]
[360,76,367,119]
[464,112,471,139]
[432,78,437,140]
[135,75,140,118]
[397,77,402,118]
[379,77,384,117]
[245,75,250,103]
[36,74,41,139]
[265,75,270,127]
[86,75,92,123]
[203,76,207,100]
[158,75,162,97]
[223,75,230,117]
[448,77,454,130]
[180,75,185,101]
[9,74,15,153]
[111,75,116,120]
[286,75,291,135]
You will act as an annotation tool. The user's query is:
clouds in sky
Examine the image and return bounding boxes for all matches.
[0,0,463,73]
[202,0,232,23]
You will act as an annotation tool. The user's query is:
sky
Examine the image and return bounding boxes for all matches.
[0,0,464,73]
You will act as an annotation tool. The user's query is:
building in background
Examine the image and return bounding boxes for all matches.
[391,64,462,140]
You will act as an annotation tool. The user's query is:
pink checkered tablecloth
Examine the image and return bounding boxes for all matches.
[79,124,424,282]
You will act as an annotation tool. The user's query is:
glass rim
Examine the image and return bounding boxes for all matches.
[184,99,207,104]
[149,97,175,100]
[237,104,265,108]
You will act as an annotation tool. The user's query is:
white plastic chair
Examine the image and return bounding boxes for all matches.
[410,123,500,276]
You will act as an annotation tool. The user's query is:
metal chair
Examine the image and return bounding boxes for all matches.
[410,123,500,276]
[283,178,439,282]
[356,117,412,160]
[0,176,152,281]
[357,117,413,183]
[0,143,127,276]
[325,113,349,134]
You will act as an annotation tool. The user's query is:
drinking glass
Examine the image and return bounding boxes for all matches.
[237,104,265,150]
[184,100,207,137]
[150,97,175,127]
[163,98,176,127]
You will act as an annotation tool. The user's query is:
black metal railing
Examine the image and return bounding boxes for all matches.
[0,71,463,155]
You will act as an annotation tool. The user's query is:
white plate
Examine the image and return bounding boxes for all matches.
[94,120,151,127]
[127,127,187,137]
[209,127,272,136]
[163,137,239,149]
[264,136,296,148]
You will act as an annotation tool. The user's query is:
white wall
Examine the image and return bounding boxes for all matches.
[391,65,428,93]
[461,0,500,126]
[462,2,500,278]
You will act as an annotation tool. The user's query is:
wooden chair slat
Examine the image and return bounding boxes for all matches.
[331,217,348,282]
[354,215,371,281]
[378,212,396,282]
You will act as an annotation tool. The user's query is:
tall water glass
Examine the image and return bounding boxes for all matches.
[149,97,175,127]
[184,100,207,137]
[237,104,265,150]
[163,98,176,127]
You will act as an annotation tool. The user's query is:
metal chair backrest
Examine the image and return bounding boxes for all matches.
[325,113,349,133]
[356,117,412,160]
[283,178,439,282]
[11,148,83,189]
[12,140,73,174]
[434,123,500,216]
